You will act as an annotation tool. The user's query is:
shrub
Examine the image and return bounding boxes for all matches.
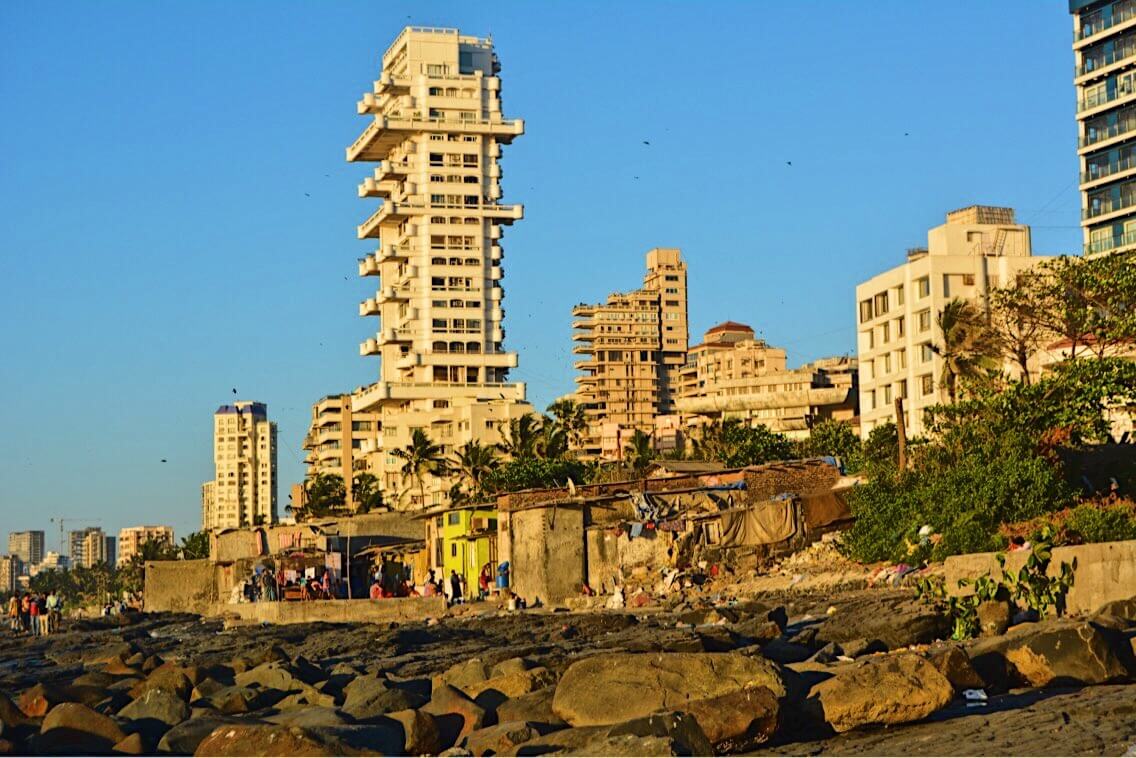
[1066,502,1136,544]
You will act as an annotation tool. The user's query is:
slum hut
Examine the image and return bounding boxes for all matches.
[354,539,428,596]
[416,502,499,599]
[497,458,846,606]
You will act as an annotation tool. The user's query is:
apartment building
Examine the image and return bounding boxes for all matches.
[7,531,44,566]
[347,27,533,508]
[301,394,381,509]
[673,322,859,440]
[117,525,174,567]
[571,248,689,459]
[68,527,108,568]
[201,401,278,530]
[0,556,21,593]
[1071,0,1136,256]
[856,206,1048,439]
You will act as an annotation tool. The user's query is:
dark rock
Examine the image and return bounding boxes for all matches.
[760,638,814,665]
[119,688,191,727]
[17,683,69,718]
[72,672,117,690]
[552,652,785,727]
[193,724,403,756]
[1003,621,1130,687]
[927,645,985,691]
[0,696,27,731]
[462,721,544,756]
[194,685,277,715]
[1095,596,1136,623]
[189,678,226,703]
[788,626,819,649]
[263,707,352,727]
[435,659,492,692]
[141,655,163,674]
[976,600,1011,637]
[157,715,244,754]
[36,702,127,755]
[130,668,192,701]
[679,685,779,752]
[341,674,426,721]
[518,712,711,756]
[492,687,565,727]
[840,638,888,659]
[462,667,558,702]
[809,653,954,733]
[814,594,950,650]
[383,709,442,756]
[422,684,487,748]
[112,732,146,755]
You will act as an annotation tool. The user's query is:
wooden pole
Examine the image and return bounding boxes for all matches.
[894,397,908,471]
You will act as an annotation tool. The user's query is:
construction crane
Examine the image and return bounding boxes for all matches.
[49,517,103,565]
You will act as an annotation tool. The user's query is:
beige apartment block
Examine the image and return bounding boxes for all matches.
[301,394,381,509]
[1071,0,1136,256]
[572,248,689,459]
[117,525,174,567]
[7,531,44,566]
[856,206,1051,440]
[201,401,278,530]
[0,555,19,593]
[69,527,108,568]
[347,27,533,508]
[673,322,859,441]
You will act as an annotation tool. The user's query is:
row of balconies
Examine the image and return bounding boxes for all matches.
[347,114,523,162]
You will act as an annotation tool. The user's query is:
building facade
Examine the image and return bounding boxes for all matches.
[0,556,21,594]
[7,531,44,566]
[302,394,381,510]
[855,206,1049,439]
[347,27,534,508]
[571,248,689,459]
[202,401,278,530]
[68,527,108,568]
[117,525,174,567]
[1071,0,1136,256]
[673,322,859,441]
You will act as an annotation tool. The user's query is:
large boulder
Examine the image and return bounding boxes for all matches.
[514,712,711,756]
[434,659,492,692]
[341,674,426,721]
[194,724,402,756]
[678,686,779,752]
[1002,621,1130,687]
[926,645,985,691]
[17,683,70,718]
[383,709,442,756]
[814,594,949,649]
[194,685,278,715]
[157,715,244,755]
[976,601,1011,637]
[129,668,193,701]
[552,652,785,727]
[36,702,127,755]
[421,684,487,748]
[234,662,307,692]
[462,721,544,756]
[118,688,191,727]
[493,687,565,727]
[810,654,953,733]
[263,708,352,728]
[463,667,558,709]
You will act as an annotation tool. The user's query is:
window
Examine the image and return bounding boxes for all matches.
[920,342,933,363]
[883,385,892,404]
[917,310,931,332]
[881,322,890,343]
[428,87,442,96]
[859,299,873,323]
[895,285,905,306]
[462,154,478,167]
[898,379,908,399]
[897,348,907,369]
[896,316,905,337]
[665,274,679,281]
[863,330,875,350]
[429,153,444,167]
[865,389,875,411]
[963,274,975,286]
[916,276,931,298]
[920,374,934,396]
[873,292,888,316]
[665,300,679,306]
[458,51,474,73]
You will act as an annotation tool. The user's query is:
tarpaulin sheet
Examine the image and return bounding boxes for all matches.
[801,491,851,528]
[718,500,796,547]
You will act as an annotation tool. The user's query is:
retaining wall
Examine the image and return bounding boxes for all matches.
[943,539,1136,615]
[211,596,446,625]
[143,559,216,614]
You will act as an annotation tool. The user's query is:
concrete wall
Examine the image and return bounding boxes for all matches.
[214,596,446,625]
[143,559,216,614]
[508,507,585,606]
[943,539,1136,615]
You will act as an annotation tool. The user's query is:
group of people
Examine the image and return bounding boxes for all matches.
[233,566,346,604]
[6,592,61,636]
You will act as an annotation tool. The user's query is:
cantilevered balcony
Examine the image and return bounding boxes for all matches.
[357,201,425,239]
[1079,82,1136,116]
[347,113,525,162]
[1086,228,1136,256]
[360,337,380,356]
[359,297,380,316]
[358,254,380,277]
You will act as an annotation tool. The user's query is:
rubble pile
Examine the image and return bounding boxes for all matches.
[3,588,1136,755]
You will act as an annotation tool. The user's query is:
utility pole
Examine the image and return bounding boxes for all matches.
[894,397,908,471]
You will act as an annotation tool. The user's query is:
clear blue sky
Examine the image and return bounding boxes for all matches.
[0,1,1082,550]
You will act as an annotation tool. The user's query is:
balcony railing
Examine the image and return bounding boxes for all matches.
[1083,192,1136,219]
[1079,81,1136,113]
[1086,227,1136,254]
[1079,1,1136,41]
[1080,114,1136,148]
[1077,38,1136,77]
[1082,153,1136,182]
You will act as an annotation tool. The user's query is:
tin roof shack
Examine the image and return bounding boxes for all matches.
[497,459,847,606]
[416,503,499,598]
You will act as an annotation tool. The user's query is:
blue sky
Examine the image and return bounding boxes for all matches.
[0,1,1082,549]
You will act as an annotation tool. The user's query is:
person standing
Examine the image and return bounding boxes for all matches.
[46,591,59,634]
[449,570,463,605]
[19,594,30,634]
[28,594,41,637]
[6,595,17,634]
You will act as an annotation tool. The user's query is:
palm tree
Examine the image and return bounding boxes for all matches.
[351,472,383,513]
[535,415,569,460]
[498,413,542,459]
[451,441,499,495]
[623,429,655,476]
[392,429,447,509]
[930,298,1002,403]
[547,399,587,448]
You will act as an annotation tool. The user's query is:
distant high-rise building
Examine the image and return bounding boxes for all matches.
[104,536,117,568]
[571,248,689,459]
[855,206,1051,439]
[68,527,106,568]
[8,531,44,566]
[117,525,174,567]
[346,27,534,508]
[1070,0,1136,256]
[301,394,380,510]
[202,401,277,530]
[0,556,21,594]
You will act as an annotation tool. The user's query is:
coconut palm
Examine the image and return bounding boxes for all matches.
[546,399,588,448]
[930,298,1002,403]
[535,415,569,459]
[451,441,499,494]
[391,429,447,509]
[351,472,383,513]
[497,413,542,459]
[623,429,655,476]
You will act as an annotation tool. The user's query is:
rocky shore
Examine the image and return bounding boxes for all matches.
[2,586,1136,756]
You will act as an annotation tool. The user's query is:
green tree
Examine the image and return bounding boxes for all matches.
[989,270,1051,384]
[451,441,499,494]
[535,415,569,460]
[497,413,543,459]
[798,419,862,471]
[547,399,588,448]
[623,429,654,476]
[691,419,793,468]
[930,298,1001,403]
[392,429,447,508]
[294,473,347,520]
[351,472,383,513]
[481,457,589,494]
[179,531,210,560]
